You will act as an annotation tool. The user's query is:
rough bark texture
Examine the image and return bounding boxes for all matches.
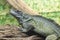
[0,24,44,40]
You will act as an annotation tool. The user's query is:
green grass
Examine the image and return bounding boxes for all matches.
[0,0,60,25]
[24,0,60,12]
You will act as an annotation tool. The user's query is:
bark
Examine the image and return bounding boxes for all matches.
[7,0,39,15]
[0,24,44,40]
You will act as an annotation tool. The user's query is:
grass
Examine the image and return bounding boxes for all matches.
[0,0,60,25]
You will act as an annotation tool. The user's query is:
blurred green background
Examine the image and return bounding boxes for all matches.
[0,0,60,25]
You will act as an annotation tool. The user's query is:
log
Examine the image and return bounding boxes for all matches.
[0,36,41,40]
[7,0,39,15]
[0,25,43,40]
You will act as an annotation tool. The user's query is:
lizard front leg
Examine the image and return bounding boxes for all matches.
[20,23,34,33]
[46,34,58,40]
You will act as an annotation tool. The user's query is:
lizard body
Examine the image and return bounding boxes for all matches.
[10,9,60,40]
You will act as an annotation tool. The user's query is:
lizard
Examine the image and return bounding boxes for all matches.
[10,9,60,40]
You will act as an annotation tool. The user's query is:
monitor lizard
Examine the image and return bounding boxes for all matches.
[10,9,60,40]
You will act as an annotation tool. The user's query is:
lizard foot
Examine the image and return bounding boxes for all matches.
[46,34,58,40]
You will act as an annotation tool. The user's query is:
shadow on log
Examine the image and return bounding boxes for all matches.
[0,24,44,40]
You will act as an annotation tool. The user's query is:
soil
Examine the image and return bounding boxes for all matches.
[0,24,45,40]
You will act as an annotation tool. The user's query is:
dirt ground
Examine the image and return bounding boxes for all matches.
[0,24,45,40]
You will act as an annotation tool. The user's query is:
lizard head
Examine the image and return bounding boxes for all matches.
[10,9,31,20]
[10,9,34,33]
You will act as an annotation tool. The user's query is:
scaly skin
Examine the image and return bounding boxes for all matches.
[10,9,60,40]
